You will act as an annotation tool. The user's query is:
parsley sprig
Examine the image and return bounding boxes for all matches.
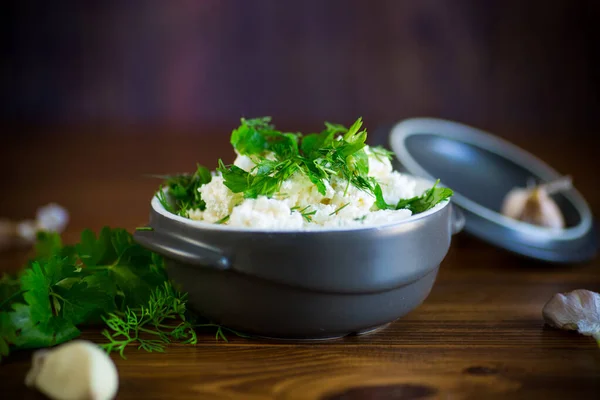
[374,179,454,213]
[155,164,212,217]
[0,228,235,362]
[218,117,380,199]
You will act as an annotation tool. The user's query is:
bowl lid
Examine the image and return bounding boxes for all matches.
[388,118,598,263]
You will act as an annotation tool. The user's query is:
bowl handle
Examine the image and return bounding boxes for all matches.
[451,205,466,235]
[133,229,231,270]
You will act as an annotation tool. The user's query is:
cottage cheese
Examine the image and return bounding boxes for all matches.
[187,146,427,229]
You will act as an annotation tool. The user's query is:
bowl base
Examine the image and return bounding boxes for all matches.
[247,322,391,342]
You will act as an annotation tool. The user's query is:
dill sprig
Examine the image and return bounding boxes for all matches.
[291,205,317,222]
[329,202,350,216]
[100,282,197,358]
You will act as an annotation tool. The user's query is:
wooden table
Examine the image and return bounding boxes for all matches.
[1,127,599,399]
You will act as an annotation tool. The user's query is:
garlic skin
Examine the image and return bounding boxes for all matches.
[0,203,69,251]
[36,203,70,233]
[501,177,571,229]
[542,289,600,339]
[25,340,119,400]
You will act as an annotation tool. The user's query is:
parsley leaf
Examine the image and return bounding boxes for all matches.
[34,231,63,260]
[76,227,118,267]
[75,227,167,309]
[218,160,254,194]
[230,117,273,155]
[374,183,394,210]
[20,262,53,326]
[54,275,115,325]
[398,180,454,213]
[375,180,454,213]
[9,303,80,350]
[0,274,22,312]
[153,164,212,217]
[0,312,17,359]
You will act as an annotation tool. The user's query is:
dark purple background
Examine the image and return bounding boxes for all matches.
[2,0,599,135]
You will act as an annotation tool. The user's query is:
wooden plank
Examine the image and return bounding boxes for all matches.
[1,129,598,399]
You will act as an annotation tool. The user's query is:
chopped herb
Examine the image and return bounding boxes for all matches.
[353,215,368,222]
[330,202,350,216]
[135,227,154,231]
[156,186,174,214]
[215,215,230,225]
[293,205,316,222]
[155,164,212,217]
[219,117,374,199]
[375,179,453,213]
[369,146,394,162]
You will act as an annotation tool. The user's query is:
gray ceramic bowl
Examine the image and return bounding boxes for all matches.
[134,177,464,340]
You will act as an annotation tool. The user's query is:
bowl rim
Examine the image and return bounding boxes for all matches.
[390,117,594,242]
[148,175,452,234]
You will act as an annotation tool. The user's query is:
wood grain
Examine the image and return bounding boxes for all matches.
[1,127,599,399]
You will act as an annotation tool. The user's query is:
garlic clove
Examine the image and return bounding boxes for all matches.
[0,203,69,251]
[500,188,529,220]
[542,289,600,338]
[500,176,571,230]
[36,203,69,233]
[519,188,565,229]
[25,340,119,400]
[16,220,38,242]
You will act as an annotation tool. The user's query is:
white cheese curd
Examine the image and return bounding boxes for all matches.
[186,145,437,229]
[233,153,256,172]
[365,146,393,181]
[187,176,243,223]
[228,197,305,229]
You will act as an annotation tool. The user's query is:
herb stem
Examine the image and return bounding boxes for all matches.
[330,202,350,216]
[137,327,164,337]
[48,291,70,304]
[0,289,25,311]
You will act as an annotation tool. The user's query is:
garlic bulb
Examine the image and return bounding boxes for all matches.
[542,289,600,340]
[25,340,119,400]
[501,176,571,229]
[0,203,69,251]
[36,203,70,233]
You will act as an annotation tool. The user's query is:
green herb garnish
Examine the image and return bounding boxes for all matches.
[156,117,452,220]
[330,202,350,216]
[215,215,230,225]
[100,282,196,358]
[375,179,453,213]
[292,205,317,222]
[218,117,385,200]
[155,164,212,217]
[0,228,233,362]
